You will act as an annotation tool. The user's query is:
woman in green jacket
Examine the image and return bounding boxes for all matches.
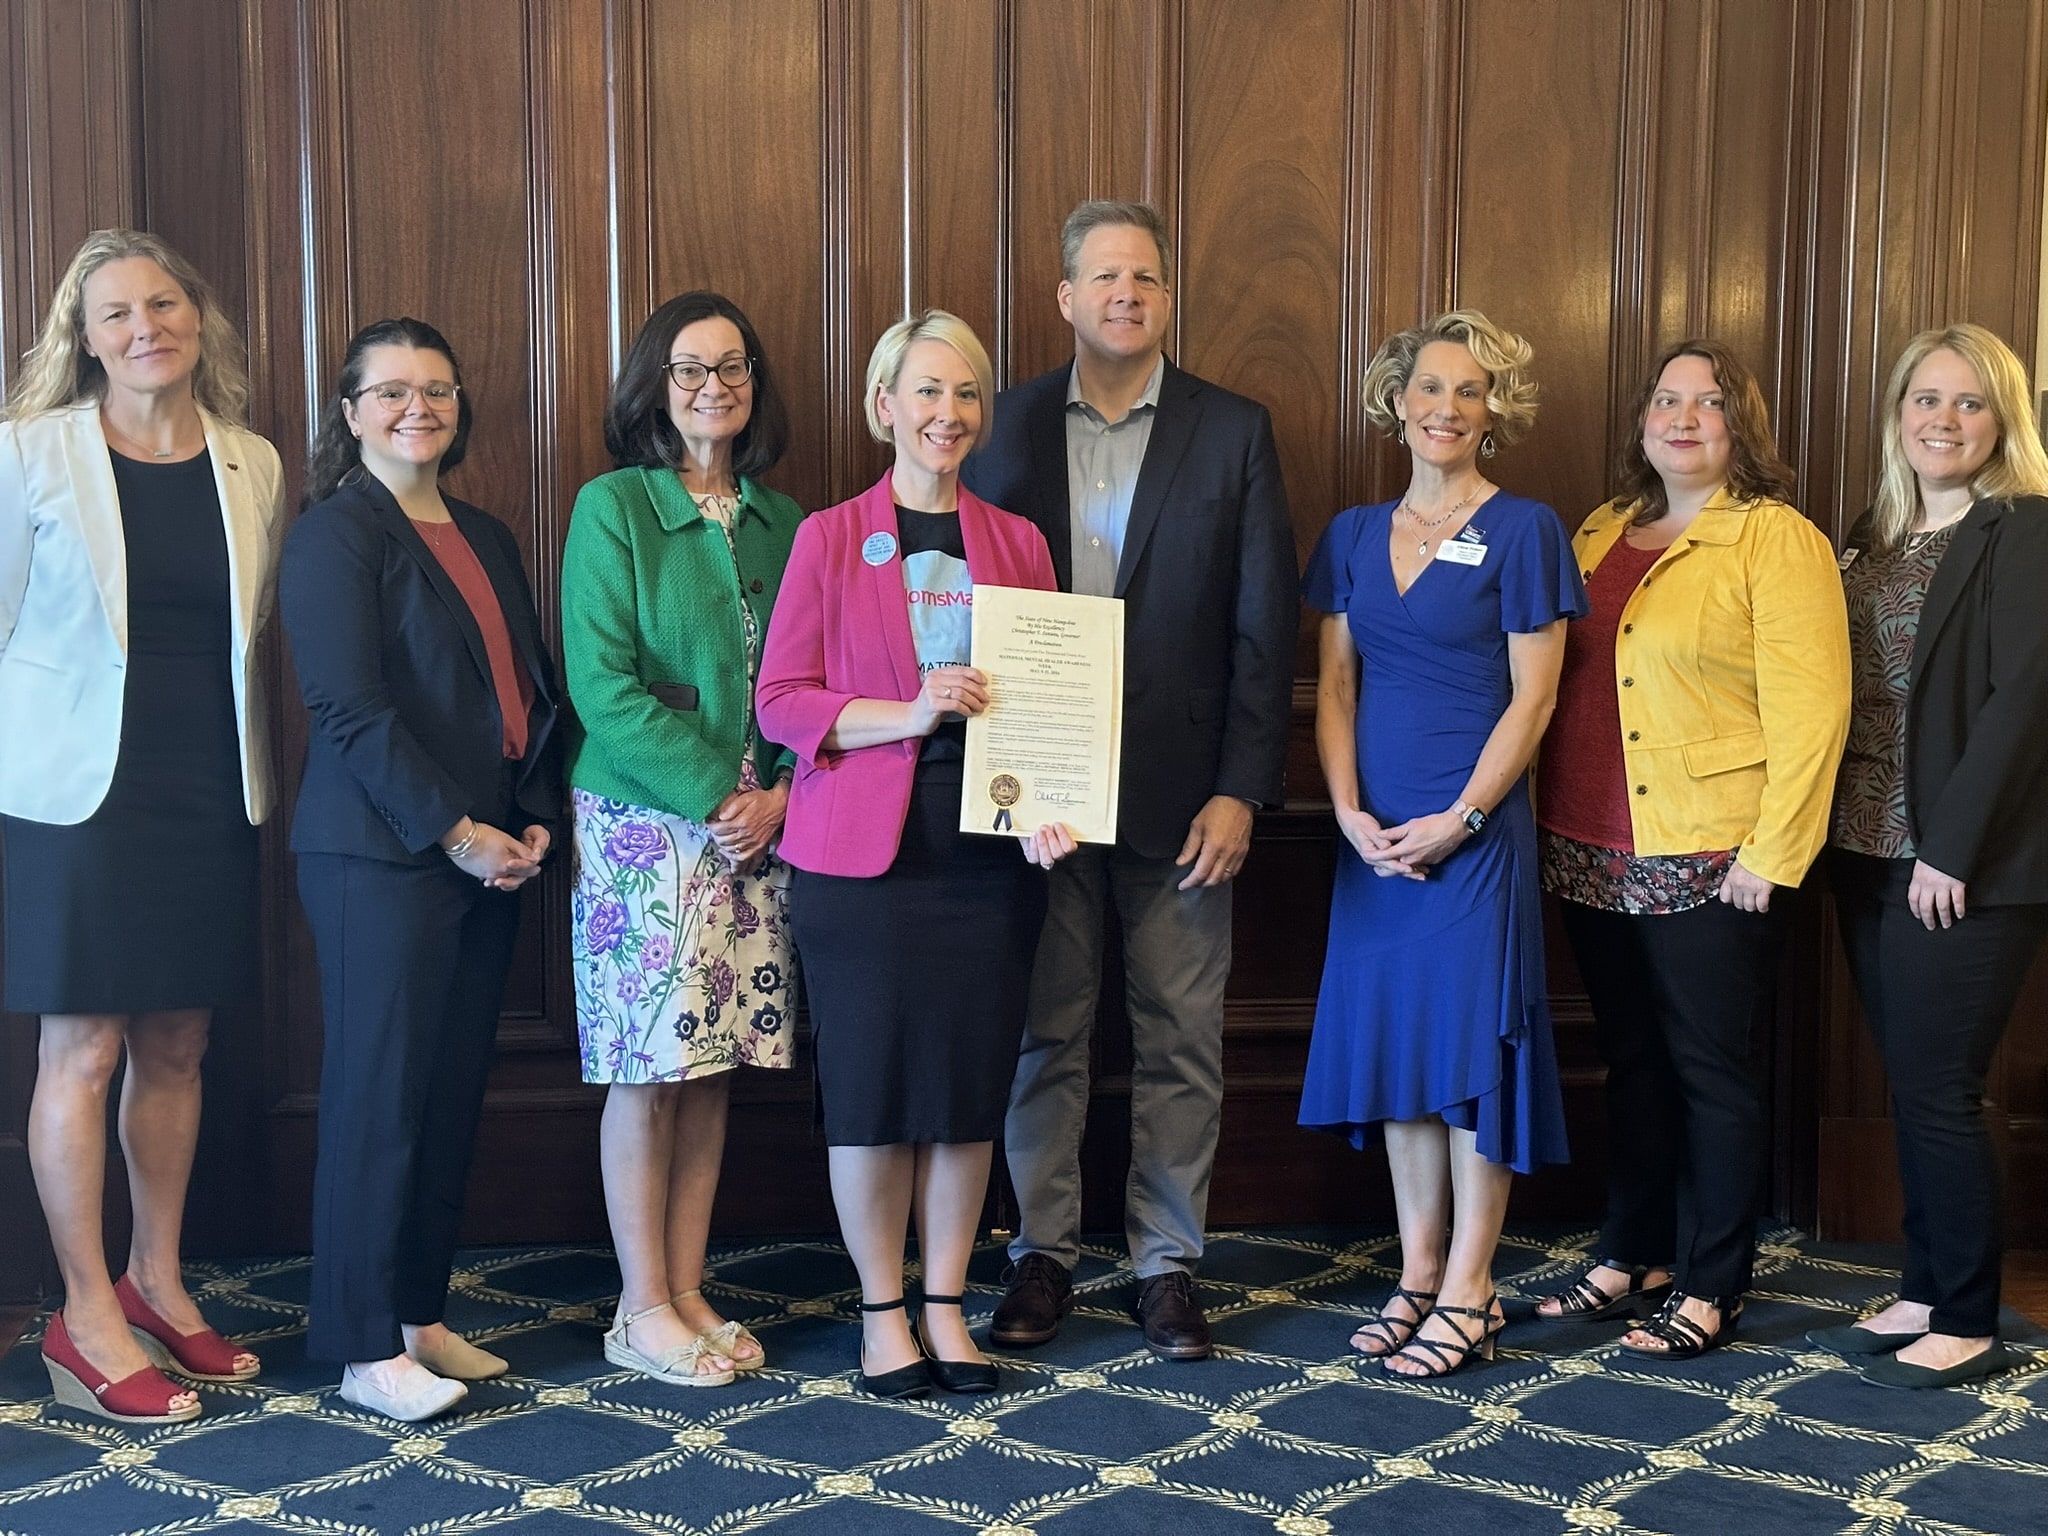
[561,293,803,1387]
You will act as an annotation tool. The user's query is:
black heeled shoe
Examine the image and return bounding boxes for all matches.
[917,1294,998,1394]
[1620,1292,1742,1361]
[1535,1258,1673,1321]
[856,1299,931,1399]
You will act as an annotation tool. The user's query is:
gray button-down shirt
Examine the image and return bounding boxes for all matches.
[1064,357,1164,598]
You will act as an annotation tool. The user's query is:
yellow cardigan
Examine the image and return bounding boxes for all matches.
[1569,490,1850,888]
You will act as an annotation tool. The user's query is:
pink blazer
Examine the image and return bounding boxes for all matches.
[757,472,1057,876]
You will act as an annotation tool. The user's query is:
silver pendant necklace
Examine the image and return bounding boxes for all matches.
[1400,483,1483,556]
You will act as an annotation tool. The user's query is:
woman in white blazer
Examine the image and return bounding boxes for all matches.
[0,230,283,1424]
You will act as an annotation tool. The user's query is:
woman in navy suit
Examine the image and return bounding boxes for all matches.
[280,318,562,1421]
[3,230,282,1425]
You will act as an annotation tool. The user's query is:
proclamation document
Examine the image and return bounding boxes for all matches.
[959,585,1123,844]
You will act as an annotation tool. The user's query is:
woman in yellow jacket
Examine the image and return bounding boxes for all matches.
[1531,339,1849,1358]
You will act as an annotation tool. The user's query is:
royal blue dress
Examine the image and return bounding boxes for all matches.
[1298,494,1587,1172]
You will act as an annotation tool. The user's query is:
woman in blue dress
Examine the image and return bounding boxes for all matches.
[1300,310,1585,1379]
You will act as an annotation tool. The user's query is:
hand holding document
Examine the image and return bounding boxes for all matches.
[960,585,1123,845]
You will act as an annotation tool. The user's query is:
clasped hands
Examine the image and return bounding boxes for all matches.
[708,780,790,877]
[443,818,550,890]
[1336,804,1468,879]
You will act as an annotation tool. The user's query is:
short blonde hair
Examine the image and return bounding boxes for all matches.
[1870,323,2048,551]
[1361,308,1538,446]
[2,228,250,425]
[864,310,995,452]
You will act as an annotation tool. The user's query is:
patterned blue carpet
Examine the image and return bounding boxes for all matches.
[2,1226,2045,1535]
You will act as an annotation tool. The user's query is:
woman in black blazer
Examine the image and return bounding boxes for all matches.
[280,318,562,1420]
[1812,323,2048,1389]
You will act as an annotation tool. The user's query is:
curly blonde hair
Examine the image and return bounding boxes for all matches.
[1362,309,1538,446]
[1,229,250,425]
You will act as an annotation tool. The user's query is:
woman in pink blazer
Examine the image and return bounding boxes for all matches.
[757,311,1074,1399]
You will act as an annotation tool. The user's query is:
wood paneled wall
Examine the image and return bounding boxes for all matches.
[2,1,2045,1301]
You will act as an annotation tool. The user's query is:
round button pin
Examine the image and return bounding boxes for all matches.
[862,531,897,566]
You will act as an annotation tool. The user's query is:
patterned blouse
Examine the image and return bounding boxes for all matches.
[693,492,761,742]
[1830,522,1958,858]
[1540,832,1735,915]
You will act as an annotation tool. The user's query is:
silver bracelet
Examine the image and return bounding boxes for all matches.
[446,824,479,859]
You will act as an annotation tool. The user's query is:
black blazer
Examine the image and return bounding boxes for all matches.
[1844,495,2048,902]
[280,477,563,864]
[963,360,1297,859]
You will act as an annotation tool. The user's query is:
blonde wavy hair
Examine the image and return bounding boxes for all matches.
[864,309,995,453]
[1362,308,1538,446]
[1,229,250,425]
[1870,324,2048,551]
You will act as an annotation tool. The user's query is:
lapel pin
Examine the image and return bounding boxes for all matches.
[226,462,240,471]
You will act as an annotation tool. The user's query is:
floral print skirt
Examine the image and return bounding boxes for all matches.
[570,778,796,1084]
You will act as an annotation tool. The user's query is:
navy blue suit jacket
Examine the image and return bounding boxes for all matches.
[280,477,563,864]
[963,359,1297,859]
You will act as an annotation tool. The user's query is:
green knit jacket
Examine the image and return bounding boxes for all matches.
[561,466,804,821]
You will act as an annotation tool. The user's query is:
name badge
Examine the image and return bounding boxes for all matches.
[862,531,897,566]
[1837,547,1861,571]
[1434,539,1487,566]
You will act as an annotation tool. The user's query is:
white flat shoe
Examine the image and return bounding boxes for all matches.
[407,1332,509,1381]
[604,1303,734,1387]
[338,1362,468,1421]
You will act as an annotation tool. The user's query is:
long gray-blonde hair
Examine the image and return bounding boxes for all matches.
[1869,323,2048,551]
[1,229,250,425]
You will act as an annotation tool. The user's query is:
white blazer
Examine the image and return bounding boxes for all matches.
[0,401,286,825]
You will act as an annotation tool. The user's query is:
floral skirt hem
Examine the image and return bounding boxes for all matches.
[570,784,797,1085]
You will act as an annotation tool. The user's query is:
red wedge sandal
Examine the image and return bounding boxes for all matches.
[116,1275,260,1382]
[42,1310,202,1424]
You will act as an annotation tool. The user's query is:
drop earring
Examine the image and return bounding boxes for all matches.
[1395,420,1407,446]
[1480,431,1497,460]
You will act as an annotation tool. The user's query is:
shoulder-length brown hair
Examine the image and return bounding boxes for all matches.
[1615,339,1794,525]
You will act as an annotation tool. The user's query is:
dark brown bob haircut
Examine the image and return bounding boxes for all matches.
[604,291,789,477]
[1616,338,1795,525]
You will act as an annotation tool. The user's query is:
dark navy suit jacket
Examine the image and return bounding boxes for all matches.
[963,359,1298,859]
[280,477,563,864]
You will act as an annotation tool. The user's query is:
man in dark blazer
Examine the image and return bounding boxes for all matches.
[963,199,1297,1359]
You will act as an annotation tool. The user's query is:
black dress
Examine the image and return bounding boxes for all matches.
[1,451,258,1013]
[791,509,1049,1145]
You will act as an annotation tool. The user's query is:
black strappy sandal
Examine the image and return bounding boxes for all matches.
[1383,1297,1504,1380]
[855,1299,931,1399]
[1349,1285,1437,1359]
[916,1294,998,1394]
[1535,1258,1673,1321]
[1619,1292,1742,1361]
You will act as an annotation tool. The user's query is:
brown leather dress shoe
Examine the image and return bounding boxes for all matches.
[1133,1271,1212,1360]
[989,1254,1073,1347]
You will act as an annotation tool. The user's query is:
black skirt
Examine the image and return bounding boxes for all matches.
[1,452,258,1015]
[792,761,1048,1145]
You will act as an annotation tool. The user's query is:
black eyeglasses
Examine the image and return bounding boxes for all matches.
[663,357,755,390]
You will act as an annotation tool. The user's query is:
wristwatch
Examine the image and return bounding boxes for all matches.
[1452,800,1487,835]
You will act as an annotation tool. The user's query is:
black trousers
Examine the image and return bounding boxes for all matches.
[1561,896,1783,1300]
[1828,849,2048,1337]
[298,852,522,1363]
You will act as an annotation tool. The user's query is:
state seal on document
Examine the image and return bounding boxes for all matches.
[988,773,1021,832]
